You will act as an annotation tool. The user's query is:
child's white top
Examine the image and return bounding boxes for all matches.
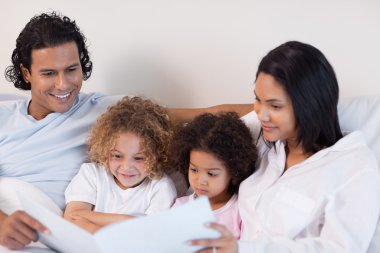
[173,193,242,239]
[65,163,177,215]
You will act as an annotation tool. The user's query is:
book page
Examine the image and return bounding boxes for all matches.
[95,196,220,253]
[20,194,219,253]
[19,194,101,253]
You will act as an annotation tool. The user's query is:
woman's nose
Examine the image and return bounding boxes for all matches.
[255,104,270,122]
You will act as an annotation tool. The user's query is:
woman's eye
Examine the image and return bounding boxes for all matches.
[42,71,54,76]
[272,105,282,110]
[135,157,145,161]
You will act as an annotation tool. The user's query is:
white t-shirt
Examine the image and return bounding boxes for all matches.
[238,131,380,253]
[65,163,177,215]
[0,93,122,209]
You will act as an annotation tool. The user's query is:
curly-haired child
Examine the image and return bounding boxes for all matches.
[170,112,257,239]
[63,96,177,232]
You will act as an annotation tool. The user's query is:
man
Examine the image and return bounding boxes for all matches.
[0,12,253,249]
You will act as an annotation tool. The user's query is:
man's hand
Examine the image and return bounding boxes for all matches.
[0,210,49,250]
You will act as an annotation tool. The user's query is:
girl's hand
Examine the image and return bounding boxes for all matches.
[190,222,238,253]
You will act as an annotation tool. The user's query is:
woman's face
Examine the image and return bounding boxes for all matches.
[254,72,297,143]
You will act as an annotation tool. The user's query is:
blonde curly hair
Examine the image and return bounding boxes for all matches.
[87,96,173,179]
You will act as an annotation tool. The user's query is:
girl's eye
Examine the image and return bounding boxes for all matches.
[208,172,218,177]
[134,157,145,161]
[111,154,121,159]
[272,104,282,110]
[189,167,197,173]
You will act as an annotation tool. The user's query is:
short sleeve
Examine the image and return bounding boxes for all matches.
[64,163,98,205]
[144,176,177,215]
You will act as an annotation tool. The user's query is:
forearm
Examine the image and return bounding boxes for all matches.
[0,210,7,222]
[69,210,134,226]
[168,103,254,123]
[69,217,102,233]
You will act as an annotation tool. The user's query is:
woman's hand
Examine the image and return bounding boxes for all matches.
[0,210,49,250]
[189,222,238,253]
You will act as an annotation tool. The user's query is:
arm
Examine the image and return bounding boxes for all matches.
[0,210,49,250]
[64,202,134,233]
[168,104,254,124]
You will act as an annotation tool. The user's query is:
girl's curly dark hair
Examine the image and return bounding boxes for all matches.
[5,11,92,90]
[88,96,173,179]
[170,112,257,194]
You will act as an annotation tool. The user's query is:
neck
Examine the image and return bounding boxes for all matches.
[284,141,312,172]
[208,192,232,211]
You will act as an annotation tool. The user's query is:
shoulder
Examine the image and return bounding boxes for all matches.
[147,174,177,195]
[172,194,193,207]
[77,162,107,177]
[324,131,378,170]
[0,99,28,115]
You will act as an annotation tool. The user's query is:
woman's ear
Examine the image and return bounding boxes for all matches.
[20,64,31,84]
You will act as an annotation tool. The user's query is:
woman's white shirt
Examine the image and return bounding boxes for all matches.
[238,131,380,253]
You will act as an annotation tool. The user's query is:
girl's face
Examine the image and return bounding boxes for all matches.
[254,72,297,144]
[108,132,148,190]
[188,150,232,205]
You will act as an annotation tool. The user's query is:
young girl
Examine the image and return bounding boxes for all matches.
[170,112,257,239]
[64,96,177,232]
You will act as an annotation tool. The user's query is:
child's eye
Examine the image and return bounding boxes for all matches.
[208,172,218,177]
[189,167,198,173]
[134,156,145,161]
[111,154,122,159]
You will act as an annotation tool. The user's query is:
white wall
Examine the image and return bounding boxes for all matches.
[1,0,379,107]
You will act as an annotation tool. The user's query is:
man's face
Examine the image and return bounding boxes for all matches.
[21,41,83,120]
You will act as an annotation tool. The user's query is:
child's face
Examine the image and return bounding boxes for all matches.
[108,132,148,190]
[188,150,232,204]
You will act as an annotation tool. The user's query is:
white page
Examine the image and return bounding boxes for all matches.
[20,194,219,253]
[19,194,101,253]
[94,196,220,253]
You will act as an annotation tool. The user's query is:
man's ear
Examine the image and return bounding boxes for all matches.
[20,64,31,84]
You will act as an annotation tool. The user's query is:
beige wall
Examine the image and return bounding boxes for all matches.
[1,0,379,107]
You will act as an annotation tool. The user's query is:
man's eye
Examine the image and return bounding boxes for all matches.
[67,67,77,72]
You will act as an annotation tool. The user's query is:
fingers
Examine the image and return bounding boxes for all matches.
[12,211,50,235]
[189,222,238,253]
[206,223,234,238]
[0,211,50,250]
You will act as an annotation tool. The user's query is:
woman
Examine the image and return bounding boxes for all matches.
[190,41,380,253]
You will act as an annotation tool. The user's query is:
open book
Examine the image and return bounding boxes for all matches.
[20,195,219,253]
